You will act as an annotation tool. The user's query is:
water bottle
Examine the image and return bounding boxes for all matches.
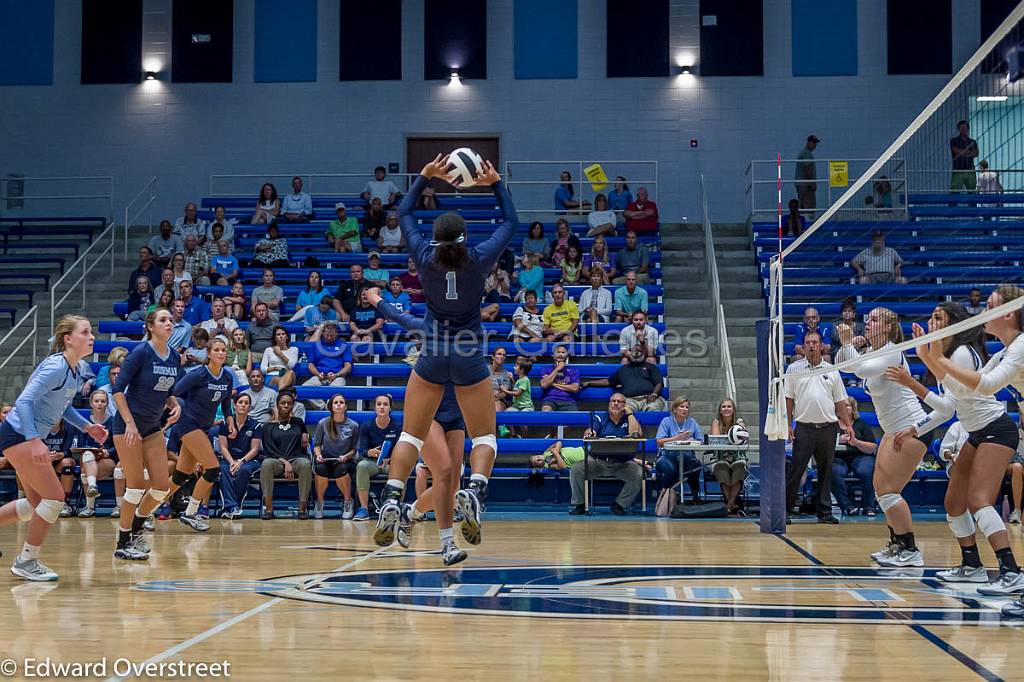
[299,351,308,364]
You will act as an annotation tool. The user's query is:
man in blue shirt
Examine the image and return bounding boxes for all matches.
[613,272,649,322]
[568,393,643,516]
[301,322,353,411]
[793,307,832,361]
[281,176,313,223]
[178,280,210,326]
[303,295,339,340]
[168,299,193,352]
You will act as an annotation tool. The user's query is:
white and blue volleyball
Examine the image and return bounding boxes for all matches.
[728,424,750,446]
[447,147,484,188]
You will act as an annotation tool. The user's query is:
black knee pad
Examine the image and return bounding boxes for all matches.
[172,469,192,487]
[202,467,221,484]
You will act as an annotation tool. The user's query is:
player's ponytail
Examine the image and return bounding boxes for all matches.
[432,212,468,269]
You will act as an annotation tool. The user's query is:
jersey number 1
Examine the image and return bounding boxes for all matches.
[445,271,458,300]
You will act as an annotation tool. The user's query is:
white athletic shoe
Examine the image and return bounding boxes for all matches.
[876,548,924,568]
[977,571,1024,596]
[936,565,989,583]
[110,506,120,519]
[373,500,400,547]
[871,541,897,564]
[130,533,151,556]
[85,485,100,500]
[442,541,468,567]
[313,502,324,520]
[178,514,210,533]
[113,544,149,561]
[59,504,73,518]
[11,558,58,582]
[342,501,355,520]
[143,515,155,532]
[455,489,482,546]
[1011,510,1022,525]
[77,507,96,518]
[396,504,417,549]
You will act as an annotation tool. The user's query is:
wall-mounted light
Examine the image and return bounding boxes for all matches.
[680,65,692,75]
[448,70,461,87]
[144,70,157,81]
[977,95,1008,102]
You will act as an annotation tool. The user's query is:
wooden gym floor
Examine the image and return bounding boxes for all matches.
[0,516,1022,681]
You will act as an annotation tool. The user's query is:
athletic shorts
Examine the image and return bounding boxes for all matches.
[0,420,27,452]
[113,413,164,439]
[435,415,466,433]
[968,413,1020,451]
[414,342,489,386]
[315,458,356,479]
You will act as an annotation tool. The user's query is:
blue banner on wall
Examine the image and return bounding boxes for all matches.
[792,0,857,77]
[0,0,54,85]
[255,0,317,83]
[515,0,577,79]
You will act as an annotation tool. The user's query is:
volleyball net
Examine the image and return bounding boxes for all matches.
[763,2,1024,441]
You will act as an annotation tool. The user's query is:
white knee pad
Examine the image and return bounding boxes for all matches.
[471,434,498,455]
[398,432,425,453]
[80,450,96,464]
[147,488,169,503]
[947,511,976,538]
[876,493,903,513]
[35,499,64,524]
[113,467,124,480]
[15,498,34,522]
[123,488,145,506]
[973,506,1006,538]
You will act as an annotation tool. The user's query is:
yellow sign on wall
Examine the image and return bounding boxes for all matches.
[584,163,609,191]
[829,160,849,187]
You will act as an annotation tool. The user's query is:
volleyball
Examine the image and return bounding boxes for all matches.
[727,424,749,446]
[447,147,484,187]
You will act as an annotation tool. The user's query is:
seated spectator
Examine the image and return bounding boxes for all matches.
[153,267,178,301]
[851,230,906,284]
[362,196,386,240]
[579,269,613,323]
[174,201,207,243]
[126,276,155,321]
[830,299,865,350]
[584,235,616,285]
[168,299,193,352]
[246,302,276,360]
[200,298,238,343]
[73,388,117,517]
[291,270,327,321]
[510,290,544,340]
[354,394,402,520]
[170,252,192,288]
[303,295,339,340]
[542,284,579,342]
[505,357,535,413]
[522,221,551,263]
[490,348,515,413]
[224,281,248,321]
[349,288,385,343]
[554,170,590,212]
[830,396,878,517]
[151,288,175,314]
[209,206,237,244]
[965,288,985,316]
[585,346,665,412]
[782,199,805,237]
[383,277,413,312]
[302,322,352,410]
[210,239,239,286]
[281,176,313,223]
[252,220,290,270]
[399,257,424,303]
[540,345,580,412]
[261,325,297,389]
[258,391,311,519]
[533,440,581,471]
[182,328,210,372]
[216,393,262,519]
[252,183,280,225]
[328,203,361,253]
[586,193,617,237]
[128,246,161,294]
[977,160,1003,193]
[560,245,584,285]
[623,187,658,233]
[607,176,632,211]
[566,393,643,515]
[481,262,511,307]
[655,397,704,503]
[362,165,401,207]
[613,231,650,284]
[378,212,403,253]
[44,419,76,517]
[613,272,649,322]
[871,176,894,208]
[794,307,832,360]
[148,220,183,268]
[333,264,369,321]
[709,399,750,515]
[587,393,642,438]
[513,254,544,302]
[243,368,277,424]
[364,251,390,288]
[95,346,128,389]
[251,269,285,322]
[312,394,359,520]
[548,218,581,267]
[418,185,437,210]
[178,280,210,327]
[204,223,230,259]
[226,327,252,384]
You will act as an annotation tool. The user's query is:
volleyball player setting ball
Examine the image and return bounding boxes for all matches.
[0,316,109,581]
[373,151,518,565]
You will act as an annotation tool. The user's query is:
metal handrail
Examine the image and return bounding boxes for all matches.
[0,176,115,222]
[123,176,158,259]
[700,174,737,401]
[0,306,39,375]
[209,172,420,197]
[50,222,116,330]
[504,160,658,215]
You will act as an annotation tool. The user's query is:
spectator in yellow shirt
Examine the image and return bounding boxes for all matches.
[542,284,579,342]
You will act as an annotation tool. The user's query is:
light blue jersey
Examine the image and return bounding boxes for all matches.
[6,353,91,440]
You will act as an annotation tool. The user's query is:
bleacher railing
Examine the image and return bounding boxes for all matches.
[503,160,658,216]
[49,222,117,331]
[0,305,38,375]
[122,176,158,260]
[209,173,419,197]
[700,174,737,401]
[0,176,114,222]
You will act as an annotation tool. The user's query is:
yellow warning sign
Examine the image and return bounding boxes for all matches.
[829,160,849,187]
[584,163,609,191]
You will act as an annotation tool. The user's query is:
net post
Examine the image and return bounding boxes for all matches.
[757,319,786,534]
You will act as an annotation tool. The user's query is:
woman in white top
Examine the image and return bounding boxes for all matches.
[586,193,617,237]
[888,300,1022,594]
[170,253,192,288]
[378,212,404,253]
[834,307,929,567]
[260,325,298,390]
[510,290,544,341]
[251,183,280,225]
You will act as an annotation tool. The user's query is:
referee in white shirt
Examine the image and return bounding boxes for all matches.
[784,331,853,523]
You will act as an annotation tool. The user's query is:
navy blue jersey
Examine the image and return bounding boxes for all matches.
[591,412,633,438]
[71,416,116,457]
[43,422,72,457]
[399,175,518,334]
[112,341,182,425]
[218,416,259,460]
[173,365,235,432]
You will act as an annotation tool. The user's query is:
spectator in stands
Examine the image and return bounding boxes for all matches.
[327,202,361,253]
[153,268,177,301]
[204,223,229,259]
[584,235,616,285]
[523,221,550,263]
[281,176,313,223]
[246,301,276,359]
[259,390,312,520]
[227,328,252,384]
[126,276,155,321]
[613,231,650,284]
[830,396,878,517]
[152,288,175,314]
[243,368,277,424]
[871,176,893,209]
[542,284,579,342]
[128,246,161,294]
[383,277,412,312]
[378,212,403,253]
[619,311,659,364]
[793,307,832,360]
[333,264,368,321]
[579,269,613,323]
[511,290,544,341]
[782,199,804,237]
[851,230,906,285]
[174,202,207,243]
[149,220,183,268]
[623,187,659,233]
[261,325,297,389]
[177,277,206,324]
[224,281,247,321]
[74,388,117,517]
[490,348,515,413]
[480,295,501,323]
[170,252,191,289]
[209,239,239,286]
[829,299,864,350]
[399,257,424,303]
[251,268,285,322]
[485,261,512,304]
[349,288,385,343]
[977,160,1003,193]
[586,193,617,237]
[168,299,192,352]
[302,322,353,410]
[795,135,820,211]
[354,394,402,520]
[608,176,633,211]
[560,245,584,285]
[540,345,580,411]
[303,295,339,340]
[950,120,979,192]
[291,271,327,321]
[362,197,386,241]
[362,166,401,207]
[252,182,280,225]
[313,394,359,520]
[554,170,590,212]
[568,393,643,515]
[418,185,437,210]
[44,419,76,517]
[709,399,749,515]
[513,254,544,302]
[210,206,237,244]
[216,393,261,519]
[585,346,665,413]
[655,396,704,503]
[613,271,649,322]
[505,357,535,413]
[182,234,211,285]
[200,298,238,343]
[183,328,210,372]
[548,218,582,267]
[252,220,290,269]
[364,251,390,288]
[94,347,128,390]
[965,288,985,316]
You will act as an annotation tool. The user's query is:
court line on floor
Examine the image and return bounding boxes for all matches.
[773,534,1005,682]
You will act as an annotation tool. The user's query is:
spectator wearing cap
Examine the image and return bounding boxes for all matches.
[327,203,361,253]
[362,166,402,208]
[851,231,906,285]
[364,252,390,288]
[301,322,353,411]
[378,212,403,253]
[795,135,820,211]
[281,176,313,223]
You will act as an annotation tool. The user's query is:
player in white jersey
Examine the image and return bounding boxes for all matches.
[888,300,1023,596]
[835,308,930,567]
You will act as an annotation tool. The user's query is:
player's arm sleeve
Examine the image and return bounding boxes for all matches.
[221,377,235,417]
[111,349,140,396]
[976,343,1024,395]
[375,299,423,332]
[62,404,92,433]
[913,392,956,436]
[474,181,520,265]
[398,175,430,268]
[171,368,202,397]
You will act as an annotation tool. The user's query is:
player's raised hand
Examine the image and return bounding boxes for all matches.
[475,160,501,186]
[421,154,451,180]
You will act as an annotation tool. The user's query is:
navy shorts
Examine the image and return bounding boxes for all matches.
[436,415,466,433]
[414,344,489,386]
[0,420,27,453]
[968,413,1020,451]
[113,413,164,439]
